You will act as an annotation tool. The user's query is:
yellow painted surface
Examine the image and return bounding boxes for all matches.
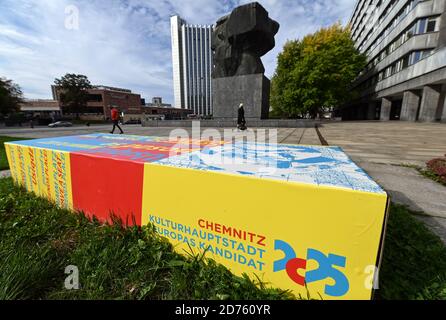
[5,143,73,210]
[142,163,388,300]
[5,143,21,185]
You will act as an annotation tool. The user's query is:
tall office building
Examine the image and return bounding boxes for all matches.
[171,15,213,116]
[346,0,446,122]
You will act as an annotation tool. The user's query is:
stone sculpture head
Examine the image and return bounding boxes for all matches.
[211,2,280,79]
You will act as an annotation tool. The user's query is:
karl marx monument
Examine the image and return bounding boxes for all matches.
[212,2,280,120]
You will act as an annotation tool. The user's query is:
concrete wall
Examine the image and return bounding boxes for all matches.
[380,97,392,121]
[141,119,316,128]
[419,85,441,122]
[375,65,446,99]
[439,9,446,48]
[437,84,446,120]
[378,48,446,92]
[212,74,270,120]
[441,89,446,122]
[400,90,421,121]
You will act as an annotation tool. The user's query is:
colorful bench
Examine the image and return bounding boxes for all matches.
[5,133,389,300]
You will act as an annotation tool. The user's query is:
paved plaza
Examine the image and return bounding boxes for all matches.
[318,122,446,242]
[319,122,446,166]
[1,121,445,241]
[2,121,444,166]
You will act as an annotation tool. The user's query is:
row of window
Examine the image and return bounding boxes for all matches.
[359,0,402,46]
[361,16,439,74]
[183,26,213,111]
[358,49,434,90]
[353,0,385,42]
[358,0,423,53]
[351,0,374,38]
[378,0,401,25]
[353,0,404,44]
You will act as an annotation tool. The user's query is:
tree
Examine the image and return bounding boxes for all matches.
[0,77,23,116]
[54,74,92,118]
[270,23,367,119]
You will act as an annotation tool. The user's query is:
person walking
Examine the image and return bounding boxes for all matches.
[110,106,124,134]
[237,103,247,131]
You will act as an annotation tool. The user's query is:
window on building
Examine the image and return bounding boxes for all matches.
[421,49,434,59]
[404,2,410,15]
[407,23,416,38]
[389,41,396,52]
[426,18,437,32]
[417,18,427,34]
[396,60,403,73]
[88,94,103,102]
[390,63,397,75]
[85,107,104,114]
[411,51,422,64]
[402,55,410,69]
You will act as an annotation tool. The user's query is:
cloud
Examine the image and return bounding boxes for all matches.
[0,0,356,103]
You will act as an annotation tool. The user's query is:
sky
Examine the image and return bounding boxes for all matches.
[0,0,357,104]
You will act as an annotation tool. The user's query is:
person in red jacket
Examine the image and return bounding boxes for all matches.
[110,106,124,134]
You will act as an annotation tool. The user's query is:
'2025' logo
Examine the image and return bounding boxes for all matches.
[273,240,349,297]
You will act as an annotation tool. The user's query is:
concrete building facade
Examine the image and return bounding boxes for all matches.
[346,0,446,122]
[171,15,213,116]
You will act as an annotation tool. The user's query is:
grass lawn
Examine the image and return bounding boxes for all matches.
[0,136,31,171]
[0,177,292,300]
[377,204,446,300]
[0,177,445,300]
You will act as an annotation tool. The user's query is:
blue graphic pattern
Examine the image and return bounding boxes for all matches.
[156,142,385,194]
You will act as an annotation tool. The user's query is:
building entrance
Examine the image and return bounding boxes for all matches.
[390,100,402,120]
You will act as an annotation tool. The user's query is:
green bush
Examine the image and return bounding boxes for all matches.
[426,156,446,185]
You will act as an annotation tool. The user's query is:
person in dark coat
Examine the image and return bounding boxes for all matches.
[237,103,246,130]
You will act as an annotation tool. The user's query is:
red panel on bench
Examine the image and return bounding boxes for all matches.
[70,153,144,225]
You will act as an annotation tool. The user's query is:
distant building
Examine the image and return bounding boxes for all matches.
[171,15,214,116]
[19,99,62,121]
[345,0,446,122]
[51,85,143,119]
[145,97,172,108]
[142,106,193,121]
[141,97,191,120]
